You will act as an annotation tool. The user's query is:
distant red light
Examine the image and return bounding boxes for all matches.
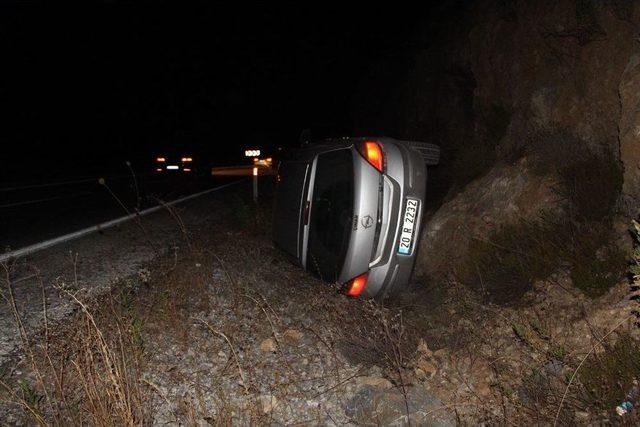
[347,273,368,297]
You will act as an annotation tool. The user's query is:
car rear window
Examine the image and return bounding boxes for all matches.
[307,149,354,282]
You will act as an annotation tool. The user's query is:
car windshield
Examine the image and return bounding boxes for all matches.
[307,149,354,282]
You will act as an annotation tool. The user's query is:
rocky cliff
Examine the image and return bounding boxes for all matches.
[353,0,640,291]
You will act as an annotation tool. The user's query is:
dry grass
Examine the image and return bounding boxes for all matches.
[0,205,392,425]
[2,176,637,425]
[0,259,147,425]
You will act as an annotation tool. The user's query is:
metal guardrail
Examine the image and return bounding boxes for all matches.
[0,174,144,193]
[0,179,244,263]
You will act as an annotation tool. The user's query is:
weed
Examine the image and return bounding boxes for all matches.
[1,261,147,425]
[520,368,551,406]
[578,332,640,410]
[17,380,42,408]
[630,220,640,279]
[512,323,531,345]
[548,344,567,361]
[530,319,550,341]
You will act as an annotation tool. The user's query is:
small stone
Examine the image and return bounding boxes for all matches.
[575,411,590,421]
[283,329,303,342]
[417,339,433,358]
[433,348,448,360]
[475,379,492,397]
[260,338,276,353]
[259,394,278,413]
[357,376,393,389]
[416,358,437,378]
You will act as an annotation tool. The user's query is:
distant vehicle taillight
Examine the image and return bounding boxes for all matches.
[346,273,368,296]
[358,141,384,172]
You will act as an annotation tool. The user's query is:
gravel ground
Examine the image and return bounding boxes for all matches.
[0,182,454,425]
[1,181,638,425]
[0,180,240,367]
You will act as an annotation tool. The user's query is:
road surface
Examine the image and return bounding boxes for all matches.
[0,172,235,250]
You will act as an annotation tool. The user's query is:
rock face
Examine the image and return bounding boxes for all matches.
[355,1,639,184]
[353,0,640,281]
[619,53,640,214]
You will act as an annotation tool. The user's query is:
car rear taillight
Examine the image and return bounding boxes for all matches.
[346,273,368,297]
[358,141,384,172]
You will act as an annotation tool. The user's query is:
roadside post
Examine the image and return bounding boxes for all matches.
[253,166,258,203]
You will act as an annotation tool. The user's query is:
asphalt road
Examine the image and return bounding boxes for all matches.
[0,171,237,250]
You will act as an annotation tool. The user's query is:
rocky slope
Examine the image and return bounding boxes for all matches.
[353,0,640,304]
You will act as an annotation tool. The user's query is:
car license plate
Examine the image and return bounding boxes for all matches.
[398,198,419,255]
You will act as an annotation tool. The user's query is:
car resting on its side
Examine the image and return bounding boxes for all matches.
[273,137,439,298]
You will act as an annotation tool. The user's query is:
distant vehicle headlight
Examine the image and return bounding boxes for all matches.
[181,157,193,162]
[156,157,166,162]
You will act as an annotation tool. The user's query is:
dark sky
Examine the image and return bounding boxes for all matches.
[1,4,421,182]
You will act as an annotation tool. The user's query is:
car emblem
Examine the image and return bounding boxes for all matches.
[361,215,374,229]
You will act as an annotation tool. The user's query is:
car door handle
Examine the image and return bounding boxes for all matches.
[303,200,311,225]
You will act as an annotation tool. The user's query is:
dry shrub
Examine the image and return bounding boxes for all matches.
[0,264,147,425]
[578,332,640,411]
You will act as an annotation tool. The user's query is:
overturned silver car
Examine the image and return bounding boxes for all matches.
[273,137,439,298]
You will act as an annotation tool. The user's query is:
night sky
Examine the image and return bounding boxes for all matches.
[1,4,420,183]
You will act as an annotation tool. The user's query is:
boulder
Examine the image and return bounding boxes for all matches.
[415,158,558,281]
[345,385,455,426]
